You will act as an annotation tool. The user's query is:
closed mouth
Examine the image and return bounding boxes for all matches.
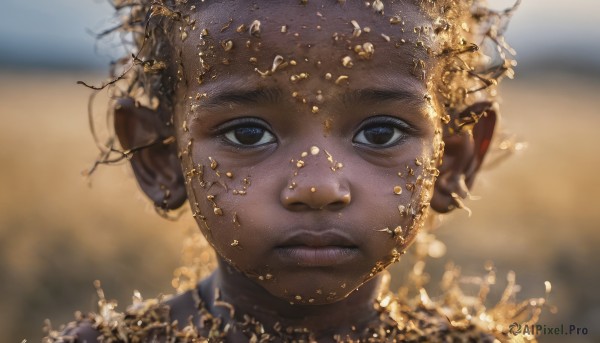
[276,230,357,248]
[275,245,360,267]
[275,231,359,266]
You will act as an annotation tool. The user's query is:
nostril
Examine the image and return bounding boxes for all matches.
[281,181,351,211]
[285,194,351,211]
[322,200,350,211]
[287,202,313,212]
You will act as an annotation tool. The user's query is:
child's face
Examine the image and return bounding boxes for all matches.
[174,1,442,304]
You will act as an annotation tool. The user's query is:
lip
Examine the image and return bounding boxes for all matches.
[275,231,360,267]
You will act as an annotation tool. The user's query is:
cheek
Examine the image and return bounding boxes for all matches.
[178,137,280,270]
[360,137,439,243]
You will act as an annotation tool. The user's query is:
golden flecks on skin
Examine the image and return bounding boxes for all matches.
[290,72,309,83]
[311,105,319,113]
[325,150,334,163]
[301,151,308,157]
[209,157,218,170]
[236,24,246,33]
[389,15,402,25]
[423,93,433,104]
[335,75,349,85]
[381,33,391,42]
[232,212,241,227]
[322,150,344,172]
[225,171,233,178]
[255,68,270,77]
[353,42,374,60]
[315,90,324,103]
[280,25,287,33]
[372,0,384,13]
[230,239,239,247]
[323,118,333,135]
[393,186,403,195]
[296,160,305,168]
[221,39,233,52]
[220,18,233,33]
[310,146,320,155]
[315,289,322,295]
[350,20,361,37]
[341,56,353,68]
[395,39,407,47]
[310,187,317,193]
[270,55,287,73]
[249,20,261,37]
[248,56,257,64]
[324,72,332,80]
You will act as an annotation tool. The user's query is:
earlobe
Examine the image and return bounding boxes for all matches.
[430,103,496,213]
[114,98,187,210]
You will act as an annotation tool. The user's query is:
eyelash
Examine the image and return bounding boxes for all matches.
[215,117,277,148]
[353,116,417,148]
[215,115,416,149]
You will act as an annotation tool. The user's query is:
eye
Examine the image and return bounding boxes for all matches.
[353,117,409,148]
[223,125,276,146]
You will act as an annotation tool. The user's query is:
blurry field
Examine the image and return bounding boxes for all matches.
[1,70,599,342]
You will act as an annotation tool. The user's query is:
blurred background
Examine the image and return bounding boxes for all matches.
[1,0,599,342]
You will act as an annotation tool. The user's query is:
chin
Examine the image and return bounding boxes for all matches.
[255,271,370,305]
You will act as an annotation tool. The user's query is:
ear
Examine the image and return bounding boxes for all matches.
[113,98,187,210]
[429,102,496,213]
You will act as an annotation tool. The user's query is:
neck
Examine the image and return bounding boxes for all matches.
[199,257,385,341]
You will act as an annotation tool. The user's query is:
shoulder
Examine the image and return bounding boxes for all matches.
[45,317,100,343]
[394,305,510,342]
[44,287,206,343]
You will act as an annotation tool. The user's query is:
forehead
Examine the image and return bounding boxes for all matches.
[176,0,435,98]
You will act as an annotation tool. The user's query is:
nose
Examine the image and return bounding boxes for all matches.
[280,157,351,211]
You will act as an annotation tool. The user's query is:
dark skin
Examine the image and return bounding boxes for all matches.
[74,1,497,342]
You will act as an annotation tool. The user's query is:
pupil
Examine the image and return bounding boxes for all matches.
[364,126,393,145]
[234,127,264,145]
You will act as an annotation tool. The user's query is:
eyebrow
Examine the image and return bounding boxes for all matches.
[201,87,282,109]
[198,86,424,111]
[343,88,424,107]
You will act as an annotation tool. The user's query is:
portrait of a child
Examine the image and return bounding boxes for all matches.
[1,0,599,342]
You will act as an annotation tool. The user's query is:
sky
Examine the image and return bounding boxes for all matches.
[1,0,598,72]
